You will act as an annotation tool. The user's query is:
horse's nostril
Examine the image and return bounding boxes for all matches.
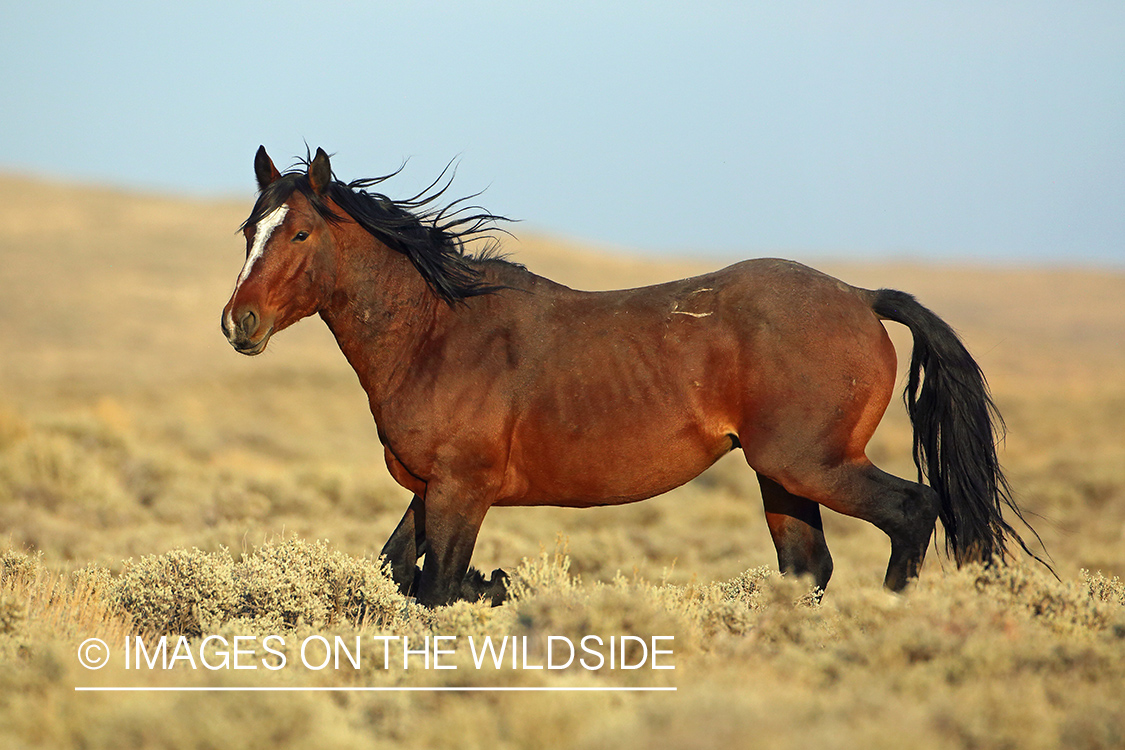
[238,309,258,336]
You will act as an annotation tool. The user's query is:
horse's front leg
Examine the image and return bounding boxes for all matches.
[414,484,499,607]
[379,494,427,596]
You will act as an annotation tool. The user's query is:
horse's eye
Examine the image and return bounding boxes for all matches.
[293,231,309,242]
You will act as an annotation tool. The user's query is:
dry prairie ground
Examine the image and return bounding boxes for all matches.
[0,174,1123,749]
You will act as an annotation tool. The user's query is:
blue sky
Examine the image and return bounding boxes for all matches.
[3,2,1122,265]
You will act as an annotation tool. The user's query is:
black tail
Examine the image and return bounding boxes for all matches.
[869,289,1048,569]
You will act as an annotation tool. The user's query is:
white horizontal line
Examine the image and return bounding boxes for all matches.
[75,686,676,693]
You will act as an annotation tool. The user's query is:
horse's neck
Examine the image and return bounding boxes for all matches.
[319,232,443,412]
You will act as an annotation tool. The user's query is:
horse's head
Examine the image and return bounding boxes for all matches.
[222,146,338,355]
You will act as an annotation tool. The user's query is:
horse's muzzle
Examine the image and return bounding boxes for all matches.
[222,307,271,355]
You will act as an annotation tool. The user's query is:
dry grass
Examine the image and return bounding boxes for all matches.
[1,173,1123,748]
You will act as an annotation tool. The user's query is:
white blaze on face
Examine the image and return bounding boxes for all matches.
[227,204,288,331]
[238,204,289,288]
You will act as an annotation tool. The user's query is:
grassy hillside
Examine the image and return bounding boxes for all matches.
[1,174,1123,748]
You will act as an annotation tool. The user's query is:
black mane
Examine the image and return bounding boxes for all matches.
[241,156,516,304]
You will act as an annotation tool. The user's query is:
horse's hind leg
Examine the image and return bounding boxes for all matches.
[875,470,941,591]
[780,460,939,591]
[756,473,833,590]
[379,494,427,596]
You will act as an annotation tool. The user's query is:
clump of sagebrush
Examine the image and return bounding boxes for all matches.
[1083,570,1125,607]
[110,538,409,636]
[0,548,43,589]
[112,547,237,636]
[504,538,580,601]
[70,562,113,596]
[0,547,132,660]
[0,549,41,643]
[232,537,405,630]
[966,562,1125,636]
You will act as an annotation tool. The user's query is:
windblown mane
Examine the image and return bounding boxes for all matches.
[241,155,515,304]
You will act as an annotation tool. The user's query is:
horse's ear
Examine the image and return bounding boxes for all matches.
[254,146,281,191]
[309,148,332,195]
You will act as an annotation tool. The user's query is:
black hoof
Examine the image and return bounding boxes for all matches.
[461,566,510,606]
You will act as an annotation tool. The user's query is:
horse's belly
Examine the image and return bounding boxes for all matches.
[495,427,735,508]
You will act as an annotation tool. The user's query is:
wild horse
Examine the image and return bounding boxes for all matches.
[222,147,1043,607]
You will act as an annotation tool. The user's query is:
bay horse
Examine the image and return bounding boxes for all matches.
[222,147,1044,607]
